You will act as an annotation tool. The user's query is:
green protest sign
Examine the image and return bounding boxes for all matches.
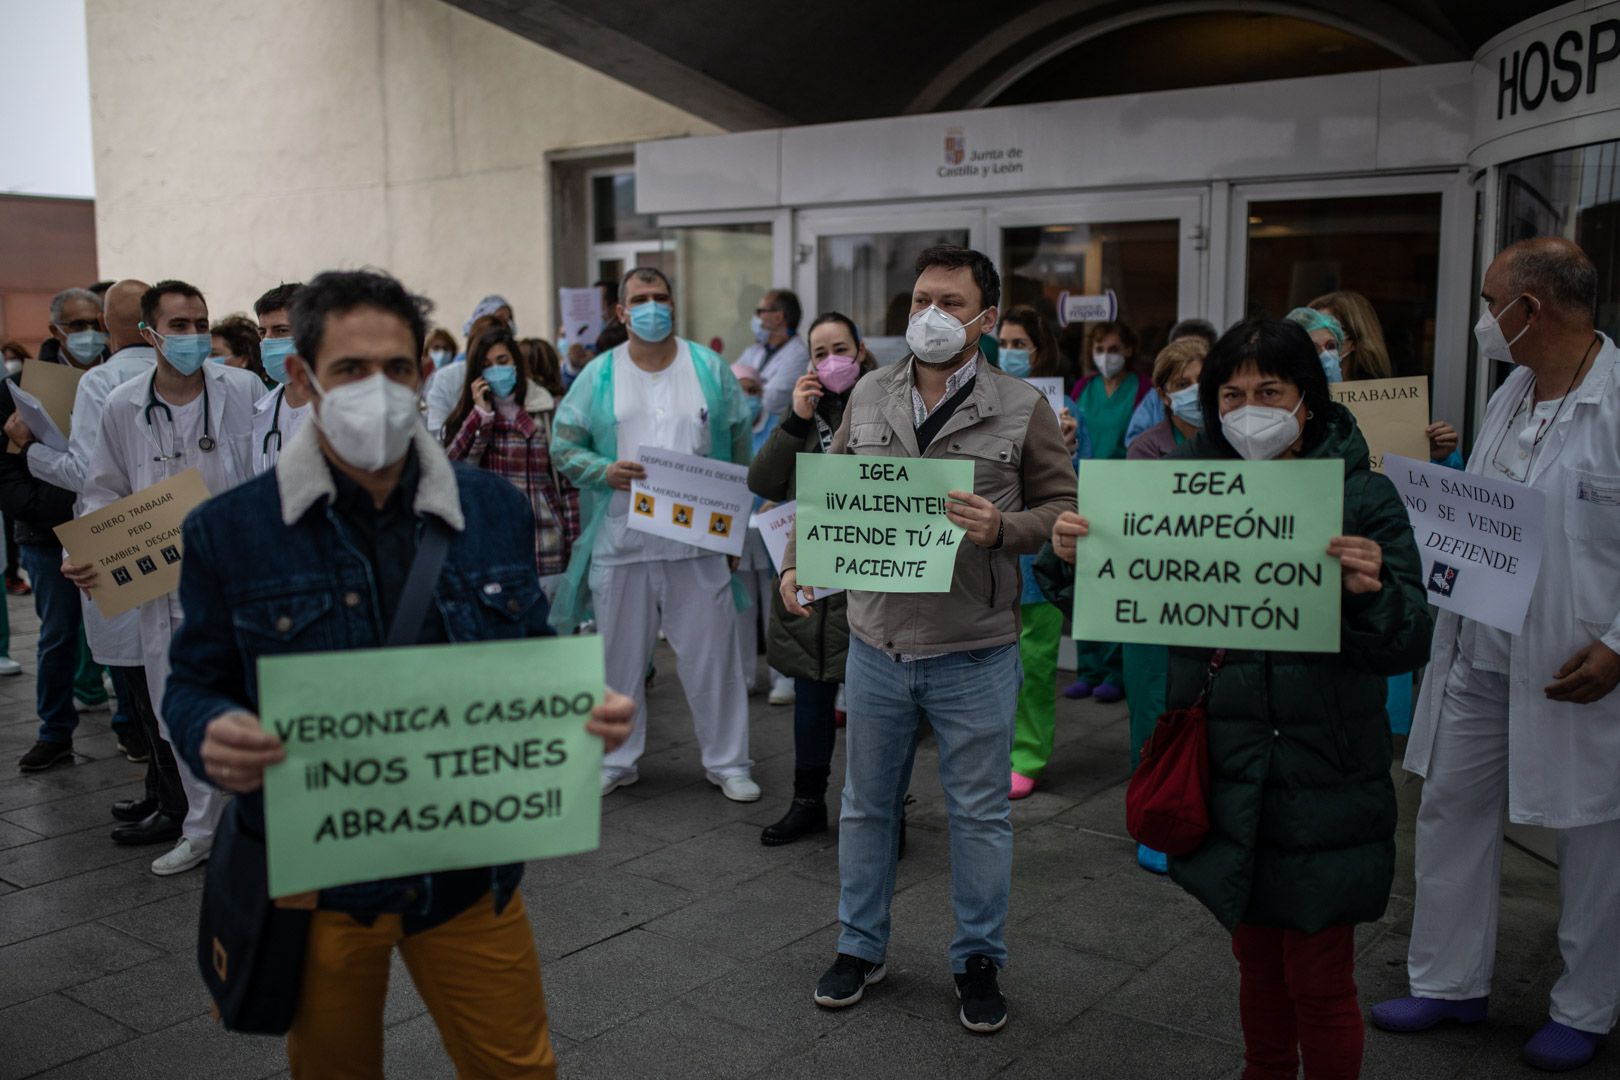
[260,635,605,897]
[1072,460,1343,652]
[794,454,973,593]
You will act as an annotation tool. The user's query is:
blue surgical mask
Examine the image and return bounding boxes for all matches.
[206,353,230,365]
[999,347,1032,378]
[1168,384,1204,429]
[261,337,295,385]
[428,347,451,368]
[1318,349,1343,383]
[63,329,107,363]
[745,394,763,423]
[750,314,769,344]
[484,365,518,399]
[628,301,673,343]
[157,333,212,376]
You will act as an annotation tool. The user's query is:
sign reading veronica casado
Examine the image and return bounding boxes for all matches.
[793,454,972,593]
[1071,460,1344,651]
[260,635,606,897]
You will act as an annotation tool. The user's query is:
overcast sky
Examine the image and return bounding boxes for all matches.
[0,0,94,198]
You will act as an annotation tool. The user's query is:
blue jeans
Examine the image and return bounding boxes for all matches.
[20,544,82,744]
[838,636,1021,972]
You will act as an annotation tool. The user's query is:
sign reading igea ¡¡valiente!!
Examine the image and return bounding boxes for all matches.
[260,636,606,898]
[1071,460,1343,652]
[794,454,972,593]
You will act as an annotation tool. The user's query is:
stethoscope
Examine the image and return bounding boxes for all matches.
[261,387,286,459]
[144,371,215,462]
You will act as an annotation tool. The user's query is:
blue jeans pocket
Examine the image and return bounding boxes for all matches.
[965,643,1016,663]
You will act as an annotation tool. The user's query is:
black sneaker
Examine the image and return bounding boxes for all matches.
[954,955,1008,1033]
[18,741,74,772]
[813,953,886,1008]
[115,727,151,763]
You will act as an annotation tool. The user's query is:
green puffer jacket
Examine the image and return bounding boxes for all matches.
[1037,403,1432,932]
[747,398,851,684]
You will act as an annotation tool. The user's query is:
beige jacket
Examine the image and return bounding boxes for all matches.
[784,358,1076,654]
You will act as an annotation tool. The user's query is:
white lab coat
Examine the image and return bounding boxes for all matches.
[25,345,156,667]
[249,385,310,474]
[1407,334,1620,828]
[734,335,808,421]
[81,363,264,709]
[424,358,466,439]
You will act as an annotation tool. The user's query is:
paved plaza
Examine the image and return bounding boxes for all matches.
[0,592,1611,1079]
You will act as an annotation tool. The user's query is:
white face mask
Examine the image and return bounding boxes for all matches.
[1220,399,1303,461]
[1473,295,1533,365]
[310,372,422,472]
[906,305,985,366]
[1094,351,1126,379]
[3,360,20,377]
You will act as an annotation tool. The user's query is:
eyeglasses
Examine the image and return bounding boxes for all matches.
[754,307,781,316]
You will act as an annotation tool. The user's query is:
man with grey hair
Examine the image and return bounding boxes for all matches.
[550,267,762,801]
[1373,238,1620,1072]
[0,286,112,770]
[47,287,110,369]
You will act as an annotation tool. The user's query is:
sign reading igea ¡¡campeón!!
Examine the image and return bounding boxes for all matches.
[260,636,606,898]
[1071,460,1344,651]
[793,454,972,593]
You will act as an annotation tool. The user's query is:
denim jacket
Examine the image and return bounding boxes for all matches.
[164,420,550,916]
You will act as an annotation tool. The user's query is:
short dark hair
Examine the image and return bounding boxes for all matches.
[254,282,305,318]
[621,267,673,300]
[1199,319,1332,458]
[913,245,1000,310]
[87,280,114,297]
[767,288,802,333]
[140,280,206,327]
[290,270,431,369]
[594,278,619,306]
[1170,317,1219,349]
[1504,238,1599,319]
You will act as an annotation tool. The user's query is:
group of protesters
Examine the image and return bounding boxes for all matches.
[0,231,1614,1077]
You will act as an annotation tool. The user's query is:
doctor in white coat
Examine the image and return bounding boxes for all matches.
[1372,239,1620,1073]
[66,280,263,877]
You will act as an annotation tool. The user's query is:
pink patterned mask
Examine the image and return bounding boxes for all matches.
[816,354,861,394]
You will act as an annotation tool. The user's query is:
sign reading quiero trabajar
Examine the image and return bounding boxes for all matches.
[1071,460,1344,652]
[793,454,972,593]
[260,636,606,898]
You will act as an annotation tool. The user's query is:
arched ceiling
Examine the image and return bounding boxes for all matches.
[443,0,1558,129]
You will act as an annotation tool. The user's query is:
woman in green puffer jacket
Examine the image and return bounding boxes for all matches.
[1038,318,1432,1080]
[747,312,874,847]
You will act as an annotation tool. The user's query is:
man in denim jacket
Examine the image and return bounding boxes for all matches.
[163,270,632,1078]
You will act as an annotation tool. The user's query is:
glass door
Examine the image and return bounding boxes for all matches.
[990,192,1206,386]
[797,206,985,366]
[1226,173,1473,435]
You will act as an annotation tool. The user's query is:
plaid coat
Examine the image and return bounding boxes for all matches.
[446,385,581,576]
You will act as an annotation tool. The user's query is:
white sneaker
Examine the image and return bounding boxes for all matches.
[768,677,796,706]
[0,657,20,677]
[709,772,761,802]
[602,769,639,796]
[151,837,211,876]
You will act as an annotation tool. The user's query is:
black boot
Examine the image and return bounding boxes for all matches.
[761,767,829,846]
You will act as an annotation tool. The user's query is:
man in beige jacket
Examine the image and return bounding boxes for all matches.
[780,245,1076,1034]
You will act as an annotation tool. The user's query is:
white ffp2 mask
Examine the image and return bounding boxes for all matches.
[1473,295,1532,365]
[1220,400,1303,461]
[310,372,422,472]
[906,305,984,366]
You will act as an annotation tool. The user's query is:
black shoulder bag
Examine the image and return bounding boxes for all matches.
[198,518,453,1034]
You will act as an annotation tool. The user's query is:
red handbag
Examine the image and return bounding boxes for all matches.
[1125,649,1226,857]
